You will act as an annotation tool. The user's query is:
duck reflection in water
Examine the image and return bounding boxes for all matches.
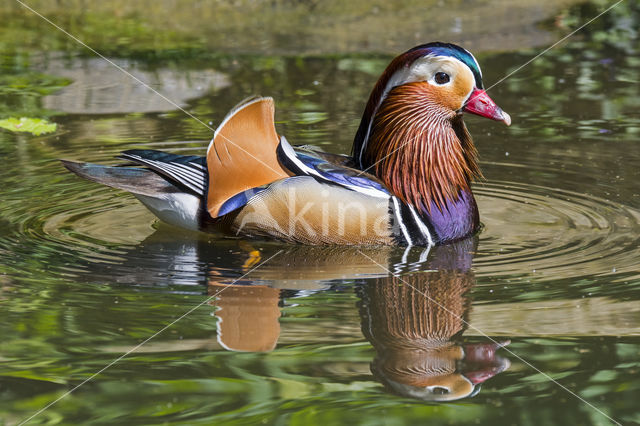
[208,238,509,401]
[358,239,510,401]
[210,284,281,352]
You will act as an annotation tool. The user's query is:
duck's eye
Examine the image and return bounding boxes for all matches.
[434,72,450,85]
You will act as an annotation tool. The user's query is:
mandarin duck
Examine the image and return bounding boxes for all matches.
[63,42,510,246]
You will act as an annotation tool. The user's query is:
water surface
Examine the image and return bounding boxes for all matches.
[1,1,639,425]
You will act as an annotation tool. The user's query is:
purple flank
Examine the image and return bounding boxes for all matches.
[424,189,479,242]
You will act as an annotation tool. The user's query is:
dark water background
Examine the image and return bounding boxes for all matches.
[1,1,639,424]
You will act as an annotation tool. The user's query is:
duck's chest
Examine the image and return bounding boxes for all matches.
[389,190,479,245]
[425,190,480,243]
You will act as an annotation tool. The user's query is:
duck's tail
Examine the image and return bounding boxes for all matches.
[61,160,174,196]
[61,160,204,230]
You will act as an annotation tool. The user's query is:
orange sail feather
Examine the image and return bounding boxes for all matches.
[206,97,290,217]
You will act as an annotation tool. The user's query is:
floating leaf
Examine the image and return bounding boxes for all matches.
[0,117,57,136]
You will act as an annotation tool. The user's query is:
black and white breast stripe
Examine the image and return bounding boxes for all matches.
[390,196,437,247]
[119,151,207,196]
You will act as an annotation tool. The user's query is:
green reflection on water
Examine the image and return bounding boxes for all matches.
[1,1,640,425]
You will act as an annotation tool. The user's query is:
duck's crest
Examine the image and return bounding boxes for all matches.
[206,97,290,217]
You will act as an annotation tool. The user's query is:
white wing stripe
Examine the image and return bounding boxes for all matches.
[125,154,205,184]
[188,162,206,171]
[137,159,205,193]
[281,136,388,199]
[166,162,205,183]
[159,163,205,192]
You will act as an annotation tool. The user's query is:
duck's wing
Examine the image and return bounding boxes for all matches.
[216,137,392,218]
[224,139,433,245]
[117,150,207,196]
[204,96,390,217]
[277,137,391,199]
[212,133,436,245]
[289,145,356,168]
[206,97,291,218]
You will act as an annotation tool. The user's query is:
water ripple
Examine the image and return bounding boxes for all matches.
[476,179,640,282]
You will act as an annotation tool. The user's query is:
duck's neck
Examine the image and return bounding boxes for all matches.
[356,83,481,240]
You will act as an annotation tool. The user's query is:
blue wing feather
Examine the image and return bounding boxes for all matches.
[218,185,270,217]
[276,137,390,198]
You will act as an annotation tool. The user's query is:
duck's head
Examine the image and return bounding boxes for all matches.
[353,42,510,213]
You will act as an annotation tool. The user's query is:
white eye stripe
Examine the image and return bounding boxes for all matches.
[386,56,467,92]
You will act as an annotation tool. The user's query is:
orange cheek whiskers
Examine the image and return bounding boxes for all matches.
[362,83,480,213]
